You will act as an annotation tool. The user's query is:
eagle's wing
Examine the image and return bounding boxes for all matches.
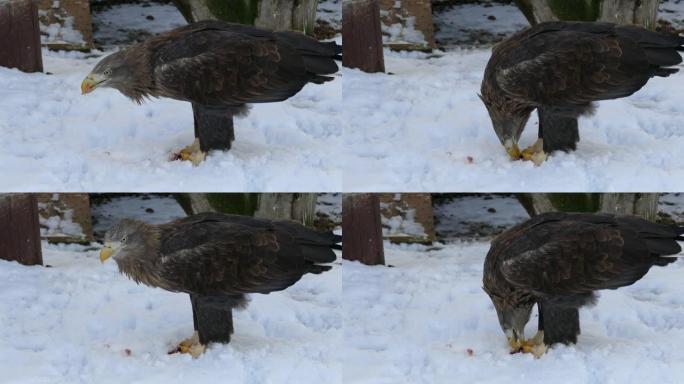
[499,215,680,297]
[497,23,683,106]
[156,218,332,295]
[150,28,312,106]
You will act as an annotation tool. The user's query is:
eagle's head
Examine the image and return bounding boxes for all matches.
[100,219,149,263]
[81,51,133,95]
[483,278,535,351]
[478,91,533,160]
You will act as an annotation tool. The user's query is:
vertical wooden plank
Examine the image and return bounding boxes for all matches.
[342,193,385,265]
[0,0,44,73]
[0,194,43,266]
[342,0,385,73]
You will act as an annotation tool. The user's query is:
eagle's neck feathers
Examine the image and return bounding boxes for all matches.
[114,225,166,289]
[118,48,158,104]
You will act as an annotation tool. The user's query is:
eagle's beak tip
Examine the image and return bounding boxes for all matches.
[99,246,113,263]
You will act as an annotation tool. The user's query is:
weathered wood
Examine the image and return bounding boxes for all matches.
[0,0,43,72]
[175,193,317,226]
[379,193,436,244]
[342,0,385,73]
[0,194,43,266]
[37,0,94,51]
[175,193,259,216]
[342,193,385,265]
[598,193,660,221]
[36,193,94,244]
[517,193,660,220]
[171,0,318,35]
[254,193,317,226]
[379,0,436,51]
[514,0,660,30]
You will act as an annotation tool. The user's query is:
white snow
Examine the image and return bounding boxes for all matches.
[658,192,684,222]
[91,2,187,47]
[90,194,186,237]
[433,2,528,48]
[342,48,684,191]
[381,196,427,238]
[0,242,341,384]
[39,208,84,238]
[660,0,684,28]
[317,0,342,33]
[316,192,343,227]
[433,194,529,240]
[0,46,342,192]
[343,241,684,384]
[383,16,427,45]
[40,16,86,46]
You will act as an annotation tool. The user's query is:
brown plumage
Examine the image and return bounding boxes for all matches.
[480,22,684,160]
[82,21,341,158]
[483,212,683,351]
[101,213,340,353]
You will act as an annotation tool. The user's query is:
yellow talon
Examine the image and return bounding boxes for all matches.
[521,139,547,165]
[506,144,522,160]
[176,138,207,166]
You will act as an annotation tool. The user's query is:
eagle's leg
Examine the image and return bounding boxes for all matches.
[175,104,235,166]
[172,295,205,357]
[542,306,580,345]
[194,296,234,344]
[537,107,579,154]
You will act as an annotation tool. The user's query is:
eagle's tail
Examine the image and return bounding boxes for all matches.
[650,224,684,265]
[628,29,684,77]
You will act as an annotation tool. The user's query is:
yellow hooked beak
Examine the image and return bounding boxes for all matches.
[81,74,106,95]
[100,243,114,263]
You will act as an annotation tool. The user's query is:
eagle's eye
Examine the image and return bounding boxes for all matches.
[104,69,112,76]
[121,235,127,243]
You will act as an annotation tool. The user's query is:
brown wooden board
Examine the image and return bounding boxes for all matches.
[0,194,43,266]
[342,193,385,265]
[342,0,385,73]
[0,0,43,72]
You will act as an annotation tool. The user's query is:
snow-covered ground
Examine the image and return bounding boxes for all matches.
[343,241,684,384]
[317,0,342,34]
[0,192,342,383]
[342,48,684,191]
[91,1,187,48]
[5,192,329,383]
[660,0,684,29]
[90,194,186,238]
[659,193,684,222]
[433,1,528,48]
[0,47,342,192]
[0,243,341,384]
[433,193,529,240]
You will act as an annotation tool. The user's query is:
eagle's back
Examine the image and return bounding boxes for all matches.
[138,21,339,106]
[154,213,337,296]
[486,212,682,298]
[484,21,684,107]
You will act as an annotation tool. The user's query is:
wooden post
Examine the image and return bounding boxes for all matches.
[0,194,43,266]
[175,193,318,227]
[517,193,660,221]
[342,193,385,265]
[0,0,43,73]
[514,0,660,30]
[172,0,318,35]
[342,0,385,73]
